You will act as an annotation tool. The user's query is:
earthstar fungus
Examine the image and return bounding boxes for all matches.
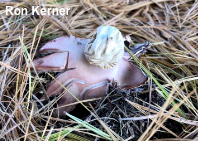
[31,26,149,117]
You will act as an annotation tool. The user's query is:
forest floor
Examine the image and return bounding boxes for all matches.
[0,0,198,141]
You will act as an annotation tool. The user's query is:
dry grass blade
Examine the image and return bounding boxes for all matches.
[89,104,122,141]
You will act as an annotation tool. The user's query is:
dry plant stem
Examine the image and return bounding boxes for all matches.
[138,87,177,141]
[14,25,24,133]
[139,88,195,141]
[125,98,198,126]
[124,98,178,138]
[89,104,121,141]
[116,105,142,133]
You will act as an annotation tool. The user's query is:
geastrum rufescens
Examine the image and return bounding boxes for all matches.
[31,26,150,117]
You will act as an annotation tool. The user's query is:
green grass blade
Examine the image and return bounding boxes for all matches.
[66,112,113,140]
[124,46,186,118]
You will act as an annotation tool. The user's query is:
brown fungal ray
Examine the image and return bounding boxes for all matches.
[30,52,68,72]
[31,36,147,117]
[123,40,151,60]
